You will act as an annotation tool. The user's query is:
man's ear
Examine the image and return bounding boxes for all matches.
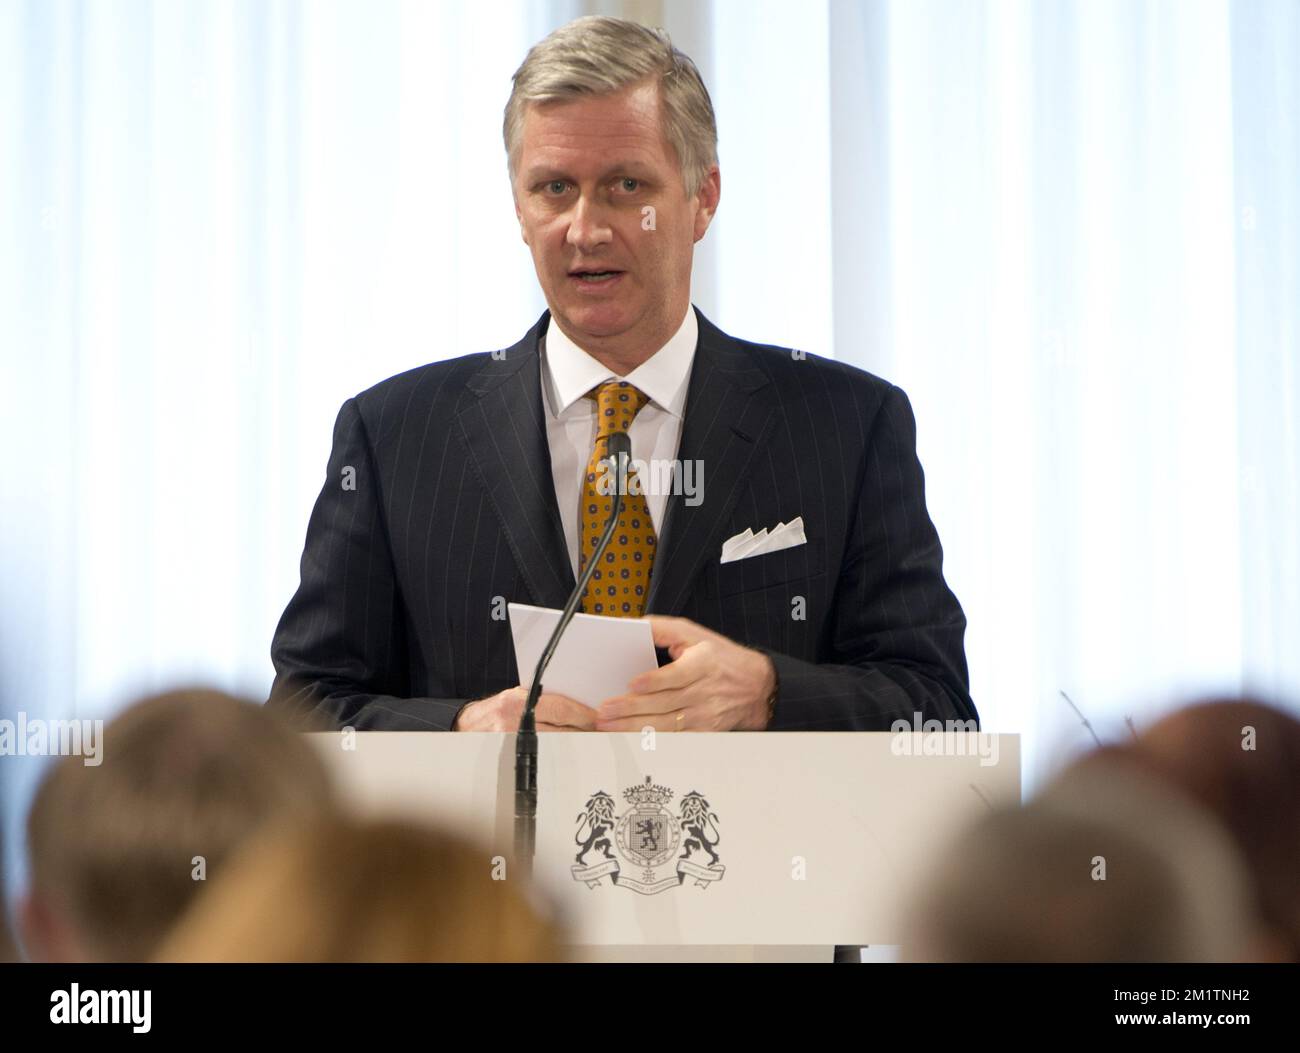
[692,164,722,243]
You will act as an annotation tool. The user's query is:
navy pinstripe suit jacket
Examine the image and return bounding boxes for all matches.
[269,307,976,731]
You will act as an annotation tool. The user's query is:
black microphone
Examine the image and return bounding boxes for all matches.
[514,431,632,879]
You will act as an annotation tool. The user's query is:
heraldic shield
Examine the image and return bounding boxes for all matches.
[572,775,726,896]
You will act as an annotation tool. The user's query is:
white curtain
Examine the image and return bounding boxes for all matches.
[676,0,1300,787]
[0,0,569,886]
[3,0,1297,885]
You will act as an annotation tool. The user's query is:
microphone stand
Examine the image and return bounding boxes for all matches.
[514,432,631,880]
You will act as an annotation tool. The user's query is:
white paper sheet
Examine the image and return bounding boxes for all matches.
[507,602,659,707]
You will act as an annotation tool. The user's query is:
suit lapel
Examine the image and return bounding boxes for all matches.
[456,311,577,609]
[457,306,776,617]
[646,308,777,615]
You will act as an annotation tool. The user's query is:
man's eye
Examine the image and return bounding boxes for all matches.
[619,177,640,192]
[546,180,568,195]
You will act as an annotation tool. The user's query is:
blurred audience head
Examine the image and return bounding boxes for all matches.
[156,814,564,962]
[1130,697,1300,961]
[0,822,16,963]
[901,755,1256,962]
[20,688,335,962]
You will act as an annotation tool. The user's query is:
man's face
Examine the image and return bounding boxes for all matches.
[512,78,719,356]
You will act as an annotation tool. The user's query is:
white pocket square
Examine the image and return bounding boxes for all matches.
[720,516,807,563]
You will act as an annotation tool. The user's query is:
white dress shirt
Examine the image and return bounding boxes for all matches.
[541,305,699,581]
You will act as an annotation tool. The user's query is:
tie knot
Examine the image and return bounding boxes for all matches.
[586,380,650,437]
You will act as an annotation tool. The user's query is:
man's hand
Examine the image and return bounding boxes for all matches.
[594,616,776,732]
[453,686,598,732]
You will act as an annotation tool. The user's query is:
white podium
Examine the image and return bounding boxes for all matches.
[309,731,1019,961]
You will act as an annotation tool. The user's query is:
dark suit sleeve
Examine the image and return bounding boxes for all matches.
[758,384,976,731]
[268,397,470,731]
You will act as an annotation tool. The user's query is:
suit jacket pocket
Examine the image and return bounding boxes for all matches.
[705,538,825,599]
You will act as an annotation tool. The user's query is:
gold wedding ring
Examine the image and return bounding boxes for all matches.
[675,710,685,730]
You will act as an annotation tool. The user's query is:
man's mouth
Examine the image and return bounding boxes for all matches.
[569,269,624,284]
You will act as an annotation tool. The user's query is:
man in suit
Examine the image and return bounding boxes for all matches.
[269,16,975,735]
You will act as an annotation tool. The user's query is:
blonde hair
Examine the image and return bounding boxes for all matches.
[504,15,718,199]
[157,816,564,962]
[25,689,334,961]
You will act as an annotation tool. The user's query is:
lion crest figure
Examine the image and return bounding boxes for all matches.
[574,791,617,866]
[678,790,722,867]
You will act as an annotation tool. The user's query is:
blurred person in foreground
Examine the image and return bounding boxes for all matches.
[19,689,334,962]
[0,823,16,962]
[901,755,1260,962]
[1129,697,1300,962]
[156,815,563,962]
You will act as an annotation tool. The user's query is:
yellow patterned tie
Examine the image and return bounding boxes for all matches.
[579,380,657,617]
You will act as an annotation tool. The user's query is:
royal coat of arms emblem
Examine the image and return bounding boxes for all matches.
[572,775,725,895]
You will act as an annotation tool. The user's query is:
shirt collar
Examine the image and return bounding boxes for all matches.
[541,305,698,420]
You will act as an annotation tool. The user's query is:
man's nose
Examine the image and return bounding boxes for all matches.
[565,193,613,253]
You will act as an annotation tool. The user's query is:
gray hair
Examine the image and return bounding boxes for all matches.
[503,16,718,199]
